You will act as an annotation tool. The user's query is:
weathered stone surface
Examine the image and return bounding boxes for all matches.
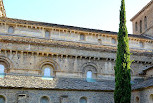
[0,0,152,103]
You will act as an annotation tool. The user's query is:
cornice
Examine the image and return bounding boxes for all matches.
[0,18,153,41]
[0,34,152,57]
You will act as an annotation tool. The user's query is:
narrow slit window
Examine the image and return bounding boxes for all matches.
[140,20,142,33]
[144,16,147,30]
[135,22,138,31]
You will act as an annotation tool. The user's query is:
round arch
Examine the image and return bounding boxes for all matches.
[150,94,153,103]
[0,95,6,103]
[79,96,87,103]
[135,96,139,103]
[40,96,50,103]
[38,59,60,76]
[81,62,98,78]
[0,55,13,73]
[81,62,98,73]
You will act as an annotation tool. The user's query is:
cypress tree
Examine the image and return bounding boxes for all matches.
[114,0,131,103]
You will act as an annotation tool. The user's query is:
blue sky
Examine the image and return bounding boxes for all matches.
[3,0,151,34]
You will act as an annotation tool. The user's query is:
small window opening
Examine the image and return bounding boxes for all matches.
[40,96,49,103]
[136,97,139,103]
[8,26,14,33]
[80,97,87,103]
[45,31,50,38]
[80,34,85,40]
[140,20,142,33]
[139,41,144,48]
[44,68,51,77]
[0,95,5,103]
[111,38,116,44]
[144,16,147,30]
[0,64,4,74]
[87,71,92,79]
[135,22,138,31]
[150,94,153,102]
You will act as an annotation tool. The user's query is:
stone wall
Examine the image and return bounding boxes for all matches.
[0,24,152,51]
[132,88,153,103]
[0,37,152,79]
[0,88,114,103]
[131,1,153,37]
[0,88,145,103]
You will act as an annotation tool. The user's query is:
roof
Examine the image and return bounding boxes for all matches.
[139,65,153,75]
[0,75,115,91]
[132,77,153,90]
[131,0,153,21]
[1,74,153,91]
[0,17,117,34]
[0,17,152,40]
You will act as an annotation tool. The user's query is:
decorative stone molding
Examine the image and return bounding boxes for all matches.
[0,49,152,66]
[38,59,60,75]
[0,55,13,73]
[81,62,98,73]
[81,62,98,78]
[0,34,152,55]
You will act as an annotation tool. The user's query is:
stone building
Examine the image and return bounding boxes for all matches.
[0,0,152,103]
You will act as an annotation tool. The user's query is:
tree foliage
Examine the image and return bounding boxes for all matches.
[114,0,132,103]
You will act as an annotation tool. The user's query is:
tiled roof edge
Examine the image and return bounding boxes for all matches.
[0,17,152,40]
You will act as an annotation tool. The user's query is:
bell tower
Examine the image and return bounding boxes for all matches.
[0,0,6,17]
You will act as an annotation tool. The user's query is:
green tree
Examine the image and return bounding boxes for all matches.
[114,0,131,103]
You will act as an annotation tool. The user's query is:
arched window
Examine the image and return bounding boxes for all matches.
[82,63,97,79]
[140,20,142,33]
[44,68,51,77]
[87,71,92,79]
[144,16,147,30]
[0,64,5,74]
[150,94,153,102]
[136,96,139,103]
[8,26,14,33]
[42,64,54,77]
[45,31,50,39]
[80,97,87,103]
[0,95,5,103]
[135,22,138,31]
[40,96,49,103]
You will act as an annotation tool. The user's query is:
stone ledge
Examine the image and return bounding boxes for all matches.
[0,34,152,55]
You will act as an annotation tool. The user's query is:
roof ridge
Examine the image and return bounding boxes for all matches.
[131,0,153,21]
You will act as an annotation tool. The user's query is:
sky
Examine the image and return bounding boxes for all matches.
[3,0,151,34]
